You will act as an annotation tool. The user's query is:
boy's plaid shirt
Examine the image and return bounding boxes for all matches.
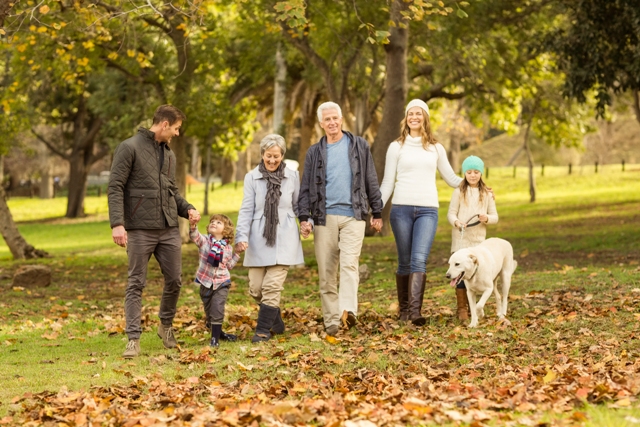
[189,228,240,290]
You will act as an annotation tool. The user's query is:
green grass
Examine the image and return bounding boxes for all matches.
[1,166,640,425]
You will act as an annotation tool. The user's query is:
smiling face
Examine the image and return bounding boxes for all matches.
[319,108,343,141]
[262,145,283,172]
[155,120,182,144]
[406,106,426,133]
[207,218,226,239]
[465,169,482,187]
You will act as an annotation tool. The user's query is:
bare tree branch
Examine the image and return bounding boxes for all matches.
[90,143,111,165]
[420,84,466,101]
[31,128,69,160]
[280,22,338,102]
[142,16,171,35]
[82,117,103,148]
[339,37,365,104]
[411,63,435,80]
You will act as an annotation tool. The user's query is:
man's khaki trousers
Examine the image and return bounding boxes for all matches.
[314,215,366,329]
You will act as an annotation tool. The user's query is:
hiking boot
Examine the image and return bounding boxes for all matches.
[157,323,178,348]
[123,339,140,359]
[326,324,339,337]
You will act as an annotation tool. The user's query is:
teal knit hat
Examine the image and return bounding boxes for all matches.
[462,156,484,174]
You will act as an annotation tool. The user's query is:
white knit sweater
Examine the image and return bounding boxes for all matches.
[447,186,498,253]
[379,136,462,208]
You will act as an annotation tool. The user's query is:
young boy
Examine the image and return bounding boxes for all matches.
[189,214,240,347]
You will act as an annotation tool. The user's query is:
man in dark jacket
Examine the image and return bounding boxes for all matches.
[108,105,200,358]
[298,101,383,337]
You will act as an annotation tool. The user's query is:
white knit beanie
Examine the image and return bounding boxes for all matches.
[405,99,430,117]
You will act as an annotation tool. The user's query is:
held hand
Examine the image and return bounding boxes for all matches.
[300,221,313,239]
[234,242,248,254]
[370,218,383,233]
[112,225,128,248]
[188,209,201,223]
[479,214,488,223]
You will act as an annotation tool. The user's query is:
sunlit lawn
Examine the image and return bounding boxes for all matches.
[1,166,640,425]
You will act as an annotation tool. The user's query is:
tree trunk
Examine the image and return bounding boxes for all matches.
[353,96,372,137]
[448,132,461,174]
[0,186,48,259]
[190,137,200,179]
[633,91,640,125]
[220,157,236,185]
[39,159,54,199]
[370,0,410,236]
[236,150,250,181]
[273,44,287,135]
[66,152,89,217]
[0,0,12,26]
[522,115,536,203]
[297,110,318,179]
[203,129,214,216]
[166,17,197,243]
[296,86,321,178]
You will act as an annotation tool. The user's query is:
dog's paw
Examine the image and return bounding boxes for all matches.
[477,308,485,319]
[467,321,478,328]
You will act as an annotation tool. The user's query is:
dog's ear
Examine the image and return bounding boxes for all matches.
[469,254,478,264]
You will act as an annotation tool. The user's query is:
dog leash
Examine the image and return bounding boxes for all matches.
[459,214,482,240]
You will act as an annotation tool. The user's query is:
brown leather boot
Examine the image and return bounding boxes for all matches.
[396,274,410,321]
[456,288,470,321]
[408,272,427,326]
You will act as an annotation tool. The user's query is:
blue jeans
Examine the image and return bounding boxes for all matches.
[390,205,438,275]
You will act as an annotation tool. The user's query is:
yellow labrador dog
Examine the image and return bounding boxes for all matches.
[446,238,517,328]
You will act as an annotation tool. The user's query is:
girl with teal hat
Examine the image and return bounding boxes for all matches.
[447,155,498,321]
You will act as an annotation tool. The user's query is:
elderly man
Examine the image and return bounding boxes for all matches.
[298,101,383,337]
[108,104,200,358]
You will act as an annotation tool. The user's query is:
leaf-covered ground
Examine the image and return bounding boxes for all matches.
[2,172,640,426]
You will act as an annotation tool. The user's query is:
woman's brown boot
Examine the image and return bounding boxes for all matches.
[396,274,410,321]
[456,288,470,321]
[408,272,427,326]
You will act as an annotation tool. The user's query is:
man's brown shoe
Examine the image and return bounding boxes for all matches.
[157,324,178,348]
[123,339,140,359]
[326,325,339,336]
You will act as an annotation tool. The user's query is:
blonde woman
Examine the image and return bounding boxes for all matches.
[379,99,462,325]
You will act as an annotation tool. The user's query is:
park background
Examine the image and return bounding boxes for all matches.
[1,0,640,426]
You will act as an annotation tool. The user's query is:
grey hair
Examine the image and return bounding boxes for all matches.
[317,102,342,122]
[260,134,287,156]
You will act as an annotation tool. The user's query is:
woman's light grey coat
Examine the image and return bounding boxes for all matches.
[235,166,304,267]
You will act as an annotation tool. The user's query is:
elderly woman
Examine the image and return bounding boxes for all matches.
[235,134,304,343]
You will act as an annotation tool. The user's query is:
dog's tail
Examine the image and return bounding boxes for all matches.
[512,259,518,273]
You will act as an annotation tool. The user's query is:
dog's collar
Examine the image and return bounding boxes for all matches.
[466,263,479,281]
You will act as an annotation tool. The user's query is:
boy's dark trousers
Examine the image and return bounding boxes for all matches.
[200,282,236,345]
[200,283,229,327]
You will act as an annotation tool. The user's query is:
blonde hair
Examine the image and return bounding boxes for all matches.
[208,214,235,245]
[397,110,437,149]
[459,176,489,204]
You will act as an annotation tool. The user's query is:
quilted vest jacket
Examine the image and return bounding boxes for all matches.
[108,128,194,230]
